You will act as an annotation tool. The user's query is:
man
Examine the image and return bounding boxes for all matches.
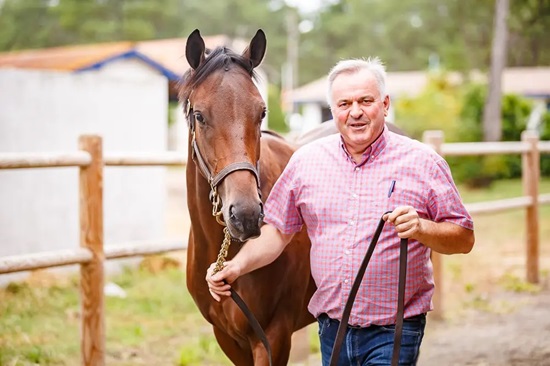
[206,57,474,365]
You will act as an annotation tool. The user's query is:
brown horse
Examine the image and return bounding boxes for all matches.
[179,29,316,365]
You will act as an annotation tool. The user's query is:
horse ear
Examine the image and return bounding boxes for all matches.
[186,29,206,70]
[242,29,267,69]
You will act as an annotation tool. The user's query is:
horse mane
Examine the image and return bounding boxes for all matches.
[178,46,260,107]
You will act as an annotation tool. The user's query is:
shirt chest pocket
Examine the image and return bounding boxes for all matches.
[361,179,425,216]
[389,181,427,220]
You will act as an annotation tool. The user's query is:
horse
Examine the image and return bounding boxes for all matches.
[178,29,316,365]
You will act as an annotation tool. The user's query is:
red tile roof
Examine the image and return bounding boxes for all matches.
[0,35,246,79]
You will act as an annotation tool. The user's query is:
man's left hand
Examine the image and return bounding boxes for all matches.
[383,206,423,239]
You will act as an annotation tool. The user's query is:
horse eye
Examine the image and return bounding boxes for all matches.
[261,109,267,120]
[194,112,205,124]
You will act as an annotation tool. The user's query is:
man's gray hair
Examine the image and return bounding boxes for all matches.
[326,57,387,105]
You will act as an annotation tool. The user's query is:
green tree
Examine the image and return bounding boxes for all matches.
[0,0,58,50]
[1,0,548,94]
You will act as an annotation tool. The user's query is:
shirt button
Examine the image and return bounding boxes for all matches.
[355,167,360,171]
[345,250,350,255]
[349,220,354,226]
[344,279,349,284]
[352,193,358,199]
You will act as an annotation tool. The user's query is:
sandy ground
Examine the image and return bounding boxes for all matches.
[419,289,550,366]
[166,167,550,366]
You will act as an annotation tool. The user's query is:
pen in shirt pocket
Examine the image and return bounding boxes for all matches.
[387,180,396,198]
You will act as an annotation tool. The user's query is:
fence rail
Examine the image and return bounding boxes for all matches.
[0,151,185,169]
[1,131,549,365]
[0,241,184,275]
[0,152,92,168]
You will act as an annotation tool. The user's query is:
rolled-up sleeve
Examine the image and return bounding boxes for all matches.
[263,156,304,234]
[427,159,474,230]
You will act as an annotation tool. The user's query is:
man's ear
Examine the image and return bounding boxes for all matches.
[383,95,390,116]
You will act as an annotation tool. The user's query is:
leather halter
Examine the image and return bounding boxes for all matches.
[186,99,262,224]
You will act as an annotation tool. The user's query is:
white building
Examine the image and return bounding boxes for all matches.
[0,34,268,282]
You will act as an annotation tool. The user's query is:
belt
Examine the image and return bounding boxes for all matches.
[320,312,426,329]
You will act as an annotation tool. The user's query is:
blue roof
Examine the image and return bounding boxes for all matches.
[75,49,181,81]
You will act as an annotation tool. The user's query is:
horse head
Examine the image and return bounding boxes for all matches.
[180,29,267,241]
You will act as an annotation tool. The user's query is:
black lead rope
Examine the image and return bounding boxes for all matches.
[228,288,273,366]
[329,212,408,366]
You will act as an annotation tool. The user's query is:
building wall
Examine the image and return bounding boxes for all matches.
[0,68,168,278]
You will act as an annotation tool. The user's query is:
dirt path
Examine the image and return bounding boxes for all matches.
[419,288,550,366]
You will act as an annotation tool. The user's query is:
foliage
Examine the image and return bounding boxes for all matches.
[453,83,544,186]
[299,0,550,84]
[540,111,550,176]
[1,0,549,87]
[266,83,289,133]
[394,77,548,187]
[393,72,464,141]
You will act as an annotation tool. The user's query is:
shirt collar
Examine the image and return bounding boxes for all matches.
[339,125,389,166]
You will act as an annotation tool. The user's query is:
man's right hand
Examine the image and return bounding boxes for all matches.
[205,260,242,302]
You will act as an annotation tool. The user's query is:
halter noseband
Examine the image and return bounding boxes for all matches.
[186,99,262,225]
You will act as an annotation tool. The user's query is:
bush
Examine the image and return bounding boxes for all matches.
[395,78,549,186]
[266,84,289,133]
[541,112,550,177]
[446,84,536,187]
[394,72,464,141]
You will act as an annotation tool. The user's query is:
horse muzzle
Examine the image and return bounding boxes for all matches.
[225,201,264,241]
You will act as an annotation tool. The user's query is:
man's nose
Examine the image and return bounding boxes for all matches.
[350,101,362,118]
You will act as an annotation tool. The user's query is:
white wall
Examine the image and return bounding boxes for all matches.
[0,68,168,279]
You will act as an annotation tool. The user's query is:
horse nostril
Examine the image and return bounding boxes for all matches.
[258,203,265,223]
[229,205,237,221]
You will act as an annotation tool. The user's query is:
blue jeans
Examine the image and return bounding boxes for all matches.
[317,313,426,366]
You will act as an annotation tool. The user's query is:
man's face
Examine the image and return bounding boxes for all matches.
[330,69,390,158]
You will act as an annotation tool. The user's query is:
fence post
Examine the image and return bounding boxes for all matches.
[423,130,445,320]
[522,131,540,284]
[79,135,105,366]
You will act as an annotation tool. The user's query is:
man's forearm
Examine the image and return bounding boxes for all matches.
[416,220,474,255]
[234,224,293,275]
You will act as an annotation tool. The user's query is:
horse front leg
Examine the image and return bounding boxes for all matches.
[213,326,254,365]
[250,323,293,366]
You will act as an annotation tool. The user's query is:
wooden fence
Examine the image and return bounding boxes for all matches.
[424,130,550,319]
[1,131,550,364]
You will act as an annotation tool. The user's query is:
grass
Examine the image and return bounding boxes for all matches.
[442,177,550,316]
[0,261,230,366]
[1,178,549,365]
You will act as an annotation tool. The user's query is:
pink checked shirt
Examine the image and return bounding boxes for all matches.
[263,126,473,327]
